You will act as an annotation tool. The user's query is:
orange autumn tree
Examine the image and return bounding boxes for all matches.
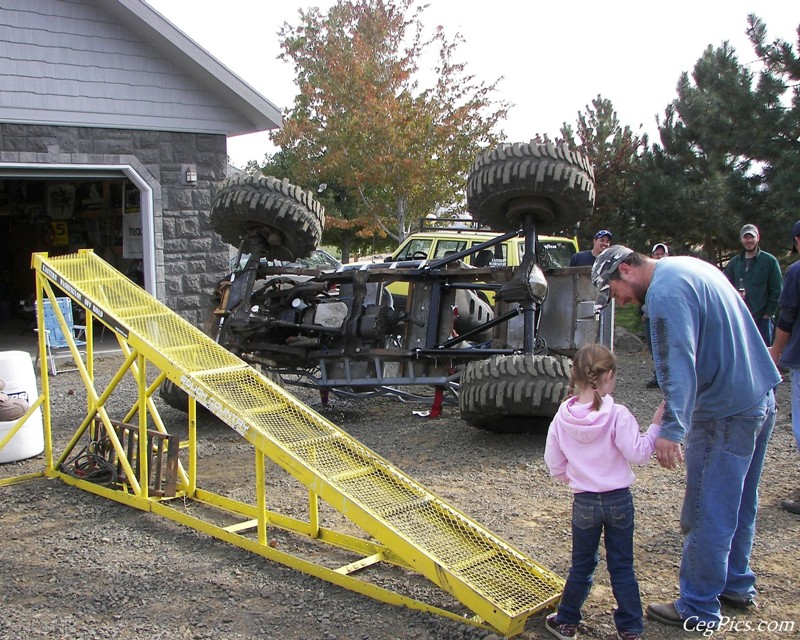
[270,0,508,261]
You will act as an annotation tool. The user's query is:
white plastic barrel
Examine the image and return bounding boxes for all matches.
[0,350,44,463]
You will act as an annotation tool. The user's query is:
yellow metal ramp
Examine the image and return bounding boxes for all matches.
[27,250,563,636]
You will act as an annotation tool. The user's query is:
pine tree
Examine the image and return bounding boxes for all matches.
[638,16,799,263]
[557,95,648,248]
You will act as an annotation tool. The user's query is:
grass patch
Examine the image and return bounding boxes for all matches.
[614,303,644,336]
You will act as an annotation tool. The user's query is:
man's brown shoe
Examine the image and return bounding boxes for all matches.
[645,602,695,629]
[719,592,757,609]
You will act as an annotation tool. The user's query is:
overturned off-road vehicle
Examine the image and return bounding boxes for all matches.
[164,143,610,433]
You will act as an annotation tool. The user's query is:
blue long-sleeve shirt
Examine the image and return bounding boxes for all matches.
[646,257,781,443]
[776,260,800,369]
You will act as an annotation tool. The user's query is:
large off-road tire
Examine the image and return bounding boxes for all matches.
[159,378,193,412]
[466,142,595,233]
[459,353,571,433]
[210,175,325,260]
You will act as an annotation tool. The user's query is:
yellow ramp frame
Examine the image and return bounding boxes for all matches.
[7,250,563,637]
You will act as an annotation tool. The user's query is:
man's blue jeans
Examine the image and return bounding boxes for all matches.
[555,488,643,634]
[674,389,776,626]
[790,369,800,451]
[754,317,774,346]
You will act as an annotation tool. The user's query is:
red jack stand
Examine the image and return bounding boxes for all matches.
[428,387,444,418]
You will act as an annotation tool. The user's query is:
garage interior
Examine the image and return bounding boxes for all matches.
[0,175,143,351]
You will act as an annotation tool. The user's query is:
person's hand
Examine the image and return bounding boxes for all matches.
[768,345,780,367]
[655,437,683,469]
[651,400,665,426]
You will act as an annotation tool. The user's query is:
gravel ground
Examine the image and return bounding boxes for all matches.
[1,340,798,640]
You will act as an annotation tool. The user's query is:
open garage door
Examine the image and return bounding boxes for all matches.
[0,164,154,339]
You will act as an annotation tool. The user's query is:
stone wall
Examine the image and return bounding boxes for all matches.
[0,123,230,326]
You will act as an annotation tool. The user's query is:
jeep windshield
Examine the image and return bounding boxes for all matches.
[528,240,576,268]
[393,235,573,268]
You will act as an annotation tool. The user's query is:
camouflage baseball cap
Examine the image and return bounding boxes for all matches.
[591,245,634,307]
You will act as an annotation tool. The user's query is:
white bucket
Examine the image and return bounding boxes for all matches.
[0,350,44,463]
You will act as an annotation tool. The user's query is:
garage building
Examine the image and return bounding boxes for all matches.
[0,0,281,333]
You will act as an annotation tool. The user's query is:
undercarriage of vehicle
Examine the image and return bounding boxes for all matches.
[163,144,609,432]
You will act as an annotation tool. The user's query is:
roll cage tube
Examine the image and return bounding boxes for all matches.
[424,221,542,356]
[426,229,523,270]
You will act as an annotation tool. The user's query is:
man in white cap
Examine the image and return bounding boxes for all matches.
[723,224,783,345]
[651,243,669,259]
[591,245,779,632]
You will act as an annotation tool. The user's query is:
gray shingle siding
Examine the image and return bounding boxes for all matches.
[0,0,276,134]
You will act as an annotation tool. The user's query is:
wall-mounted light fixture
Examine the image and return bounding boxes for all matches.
[182,164,198,185]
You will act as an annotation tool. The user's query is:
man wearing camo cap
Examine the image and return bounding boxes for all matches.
[591,245,779,633]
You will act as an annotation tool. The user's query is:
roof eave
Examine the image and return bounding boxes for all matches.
[99,0,283,135]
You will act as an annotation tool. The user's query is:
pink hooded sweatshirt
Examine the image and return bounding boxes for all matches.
[544,395,660,493]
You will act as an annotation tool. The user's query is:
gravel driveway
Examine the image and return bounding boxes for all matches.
[1,346,797,640]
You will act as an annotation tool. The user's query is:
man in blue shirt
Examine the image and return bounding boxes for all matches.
[768,220,800,514]
[592,245,779,632]
[568,229,612,266]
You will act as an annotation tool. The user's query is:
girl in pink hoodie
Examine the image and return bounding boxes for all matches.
[544,343,663,640]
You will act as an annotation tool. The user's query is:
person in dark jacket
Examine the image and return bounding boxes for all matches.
[569,229,612,267]
[724,224,783,345]
[768,220,800,515]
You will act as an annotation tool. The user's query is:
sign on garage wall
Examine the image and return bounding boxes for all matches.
[50,220,69,246]
[122,212,143,258]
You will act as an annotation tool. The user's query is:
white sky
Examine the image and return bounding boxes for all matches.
[146,0,799,169]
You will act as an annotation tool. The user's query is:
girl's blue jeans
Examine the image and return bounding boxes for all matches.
[555,487,643,634]
[674,389,776,627]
